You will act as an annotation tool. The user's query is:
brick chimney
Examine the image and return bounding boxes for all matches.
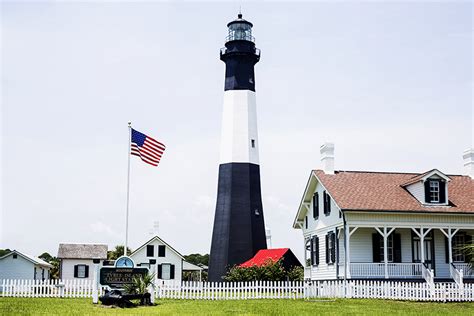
[320,142,335,174]
[463,148,474,179]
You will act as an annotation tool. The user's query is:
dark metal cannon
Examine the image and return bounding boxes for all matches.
[99,289,152,307]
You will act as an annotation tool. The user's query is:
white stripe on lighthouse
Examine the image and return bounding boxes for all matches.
[219,90,259,165]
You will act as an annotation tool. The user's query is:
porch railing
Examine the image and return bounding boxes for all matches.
[349,263,422,278]
[450,263,463,288]
[454,263,473,277]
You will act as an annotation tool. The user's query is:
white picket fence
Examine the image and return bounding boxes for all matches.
[1,279,107,298]
[2,279,474,302]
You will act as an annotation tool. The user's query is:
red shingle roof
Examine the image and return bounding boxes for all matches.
[239,248,289,267]
[314,170,474,214]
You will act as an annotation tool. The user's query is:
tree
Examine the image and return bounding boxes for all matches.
[107,245,132,260]
[183,253,209,266]
[0,249,11,257]
[38,252,60,279]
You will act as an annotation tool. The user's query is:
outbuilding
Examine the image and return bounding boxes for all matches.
[57,243,108,280]
[0,250,52,281]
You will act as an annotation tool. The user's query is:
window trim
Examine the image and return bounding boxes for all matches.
[76,264,87,278]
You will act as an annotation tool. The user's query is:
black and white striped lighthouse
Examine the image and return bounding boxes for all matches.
[208,14,267,282]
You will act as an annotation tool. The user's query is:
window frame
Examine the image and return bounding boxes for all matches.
[146,245,154,257]
[77,265,87,278]
[161,263,171,280]
[429,180,440,203]
[453,234,466,263]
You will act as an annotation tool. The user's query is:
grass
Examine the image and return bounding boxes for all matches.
[0,297,473,315]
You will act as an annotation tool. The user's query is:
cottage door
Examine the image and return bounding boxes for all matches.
[413,234,434,272]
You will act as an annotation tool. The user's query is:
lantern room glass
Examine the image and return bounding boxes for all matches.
[227,22,254,42]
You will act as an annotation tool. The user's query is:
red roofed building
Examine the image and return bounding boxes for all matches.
[240,248,302,271]
[294,143,474,285]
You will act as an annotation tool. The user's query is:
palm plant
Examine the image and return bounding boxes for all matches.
[123,273,156,305]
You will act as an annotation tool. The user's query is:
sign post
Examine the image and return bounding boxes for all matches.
[92,258,101,304]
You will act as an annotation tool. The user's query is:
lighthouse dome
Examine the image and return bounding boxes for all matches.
[226,14,254,42]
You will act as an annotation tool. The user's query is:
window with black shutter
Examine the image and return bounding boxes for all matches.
[323,191,331,216]
[424,178,447,204]
[311,235,319,266]
[158,245,166,257]
[147,245,154,257]
[74,265,88,278]
[373,233,401,263]
[312,192,319,219]
[326,232,335,264]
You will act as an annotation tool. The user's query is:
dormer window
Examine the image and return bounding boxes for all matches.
[423,178,446,204]
[429,180,440,203]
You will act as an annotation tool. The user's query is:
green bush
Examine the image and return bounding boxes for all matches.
[223,259,302,282]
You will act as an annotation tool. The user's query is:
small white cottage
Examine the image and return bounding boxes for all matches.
[57,243,108,280]
[0,250,53,281]
[293,144,474,285]
[130,236,184,283]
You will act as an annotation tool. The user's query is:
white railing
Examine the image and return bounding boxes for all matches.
[1,279,107,298]
[450,263,464,288]
[422,264,434,288]
[349,263,422,278]
[454,263,473,277]
[2,279,474,302]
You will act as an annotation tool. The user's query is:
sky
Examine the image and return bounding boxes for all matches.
[1,1,472,263]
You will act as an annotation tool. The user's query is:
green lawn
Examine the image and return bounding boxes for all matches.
[0,297,473,315]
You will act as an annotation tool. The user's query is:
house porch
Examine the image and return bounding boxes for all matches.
[339,226,473,283]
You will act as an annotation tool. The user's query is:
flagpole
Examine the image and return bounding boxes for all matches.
[125,122,132,257]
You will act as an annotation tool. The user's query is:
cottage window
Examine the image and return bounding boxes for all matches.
[147,245,154,257]
[311,235,319,266]
[305,238,311,267]
[77,265,86,278]
[312,192,319,219]
[453,234,466,262]
[323,191,331,216]
[429,181,440,203]
[158,245,166,257]
[379,234,394,262]
[326,232,336,264]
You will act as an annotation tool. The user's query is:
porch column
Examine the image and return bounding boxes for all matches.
[440,228,460,264]
[375,226,395,279]
[345,226,358,279]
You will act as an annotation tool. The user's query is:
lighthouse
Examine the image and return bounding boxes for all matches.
[208,14,267,282]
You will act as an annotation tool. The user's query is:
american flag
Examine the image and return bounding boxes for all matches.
[130,128,166,167]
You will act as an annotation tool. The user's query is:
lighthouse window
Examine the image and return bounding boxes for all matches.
[254,209,260,216]
[251,139,255,148]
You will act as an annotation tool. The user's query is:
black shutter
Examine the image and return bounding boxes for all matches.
[323,192,328,215]
[147,245,154,257]
[74,265,78,278]
[445,236,450,263]
[394,233,402,263]
[439,181,446,203]
[310,236,315,266]
[465,235,472,263]
[424,181,431,203]
[372,234,381,263]
[313,193,319,219]
[170,265,175,280]
[327,195,331,215]
[158,245,166,257]
[85,265,89,278]
[325,234,329,264]
[315,236,320,265]
[330,232,336,263]
[305,216,308,229]
[158,264,162,279]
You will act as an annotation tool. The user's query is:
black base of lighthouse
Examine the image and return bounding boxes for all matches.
[208,162,267,282]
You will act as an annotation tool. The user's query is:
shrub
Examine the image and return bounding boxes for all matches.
[223,259,302,282]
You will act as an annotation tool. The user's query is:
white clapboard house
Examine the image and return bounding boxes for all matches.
[130,236,185,284]
[0,250,53,281]
[57,244,108,280]
[293,143,474,285]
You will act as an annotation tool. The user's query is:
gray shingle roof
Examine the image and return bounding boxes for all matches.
[57,243,108,259]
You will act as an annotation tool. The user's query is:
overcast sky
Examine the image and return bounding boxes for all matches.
[1,1,472,262]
